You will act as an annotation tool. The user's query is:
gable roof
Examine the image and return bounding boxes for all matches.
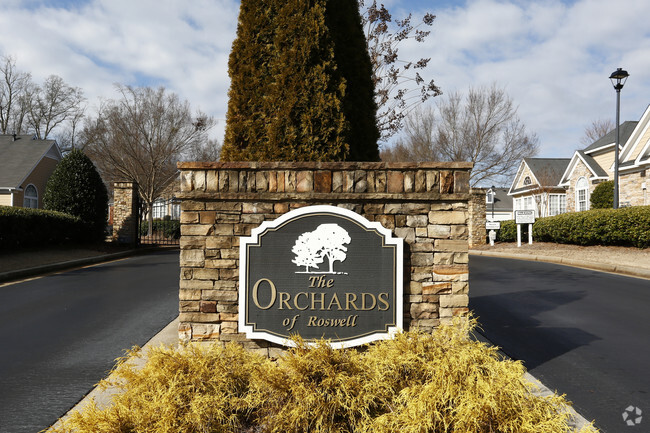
[583,121,638,153]
[619,104,650,169]
[508,158,570,195]
[559,150,609,186]
[0,134,60,189]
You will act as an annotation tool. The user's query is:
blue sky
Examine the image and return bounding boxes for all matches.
[1,0,649,159]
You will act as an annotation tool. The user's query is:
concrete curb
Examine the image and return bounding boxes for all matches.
[470,249,650,280]
[47,317,180,432]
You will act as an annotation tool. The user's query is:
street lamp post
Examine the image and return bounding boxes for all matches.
[609,67,629,209]
[491,185,495,220]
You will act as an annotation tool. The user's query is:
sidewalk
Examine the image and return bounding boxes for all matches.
[470,242,650,280]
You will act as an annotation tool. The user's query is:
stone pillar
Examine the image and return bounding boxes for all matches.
[112,182,139,246]
[468,188,487,247]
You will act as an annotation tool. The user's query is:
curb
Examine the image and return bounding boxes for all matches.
[470,249,650,280]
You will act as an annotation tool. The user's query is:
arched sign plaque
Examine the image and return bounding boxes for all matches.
[239,205,403,348]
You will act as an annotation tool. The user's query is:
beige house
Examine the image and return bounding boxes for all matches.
[508,158,570,217]
[0,134,62,209]
[560,105,650,209]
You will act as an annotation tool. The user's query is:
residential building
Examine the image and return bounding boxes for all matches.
[560,105,650,209]
[508,158,570,217]
[485,187,514,221]
[0,134,62,209]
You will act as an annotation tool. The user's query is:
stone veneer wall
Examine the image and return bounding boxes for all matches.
[112,182,139,245]
[177,162,473,356]
[619,169,648,207]
[468,188,487,247]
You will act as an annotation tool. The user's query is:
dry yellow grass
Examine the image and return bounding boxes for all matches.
[51,318,599,433]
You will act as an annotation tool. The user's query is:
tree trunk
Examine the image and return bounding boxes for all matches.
[147,202,154,236]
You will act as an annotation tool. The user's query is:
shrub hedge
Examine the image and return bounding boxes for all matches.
[139,219,181,239]
[0,205,91,249]
[496,206,650,248]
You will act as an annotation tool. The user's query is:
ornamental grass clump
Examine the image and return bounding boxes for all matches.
[54,343,269,433]
[52,318,598,433]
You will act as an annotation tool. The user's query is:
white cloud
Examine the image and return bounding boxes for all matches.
[399,0,650,158]
[0,0,238,140]
[1,0,649,161]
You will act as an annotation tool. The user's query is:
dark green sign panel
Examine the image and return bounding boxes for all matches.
[239,205,403,348]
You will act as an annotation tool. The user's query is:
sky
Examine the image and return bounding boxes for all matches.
[1,0,649,160]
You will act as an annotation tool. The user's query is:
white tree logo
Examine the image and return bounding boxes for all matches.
[292,224,351,274]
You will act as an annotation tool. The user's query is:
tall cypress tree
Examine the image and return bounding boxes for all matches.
[325,0,379,161]
[222,0,379,162]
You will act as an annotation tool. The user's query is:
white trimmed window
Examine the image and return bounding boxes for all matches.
[576,177,589,212]
[523,176,532,186]
[152,199,166,219]
[549,194,566,216]
[23,184,38,208]
[523,196,534,210]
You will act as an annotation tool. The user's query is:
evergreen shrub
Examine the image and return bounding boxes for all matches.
[495,206,650,248]
[590,181,614,209]
[52,318,598,433]
[139,219,181,239]
[533,206,650,248]
[43,150,108,241]
[0,205,87,249]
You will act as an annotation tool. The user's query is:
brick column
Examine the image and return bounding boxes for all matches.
[112,182,139,246]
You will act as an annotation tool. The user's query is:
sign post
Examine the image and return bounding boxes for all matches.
[514,210,535,247]
[239,205,403,349]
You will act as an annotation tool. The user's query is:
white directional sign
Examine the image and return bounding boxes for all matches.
[485,221,501,230]
[515,210,535,224]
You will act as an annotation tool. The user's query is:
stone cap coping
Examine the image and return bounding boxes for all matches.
[177,161,474,170]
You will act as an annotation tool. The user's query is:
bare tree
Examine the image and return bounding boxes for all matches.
[56,104,87,152]
[0,55,33,134]
[579,118,614,148]
[382,84,539,186]
[359,1,441,143]
[83,85,215,233]
[182,137,222,162]
[26,75,85,139]
[380,105,438,162]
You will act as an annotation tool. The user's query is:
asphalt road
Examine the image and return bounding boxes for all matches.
[470,255,650,433]
[0,250,180,433]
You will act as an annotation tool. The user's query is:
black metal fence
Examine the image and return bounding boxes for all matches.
[138,198,180,246]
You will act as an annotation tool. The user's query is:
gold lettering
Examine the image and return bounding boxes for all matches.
[378,293,390,311]
[252,278,276,310]
[327,293,343,310]
[307,316,317,326]
[361,293,376,310]
[279,292,292,310]
[326,279,334,288]
[308,276,318,287]
[311,292,326,310]
[294,292,309,311]
[345,293,359,310]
